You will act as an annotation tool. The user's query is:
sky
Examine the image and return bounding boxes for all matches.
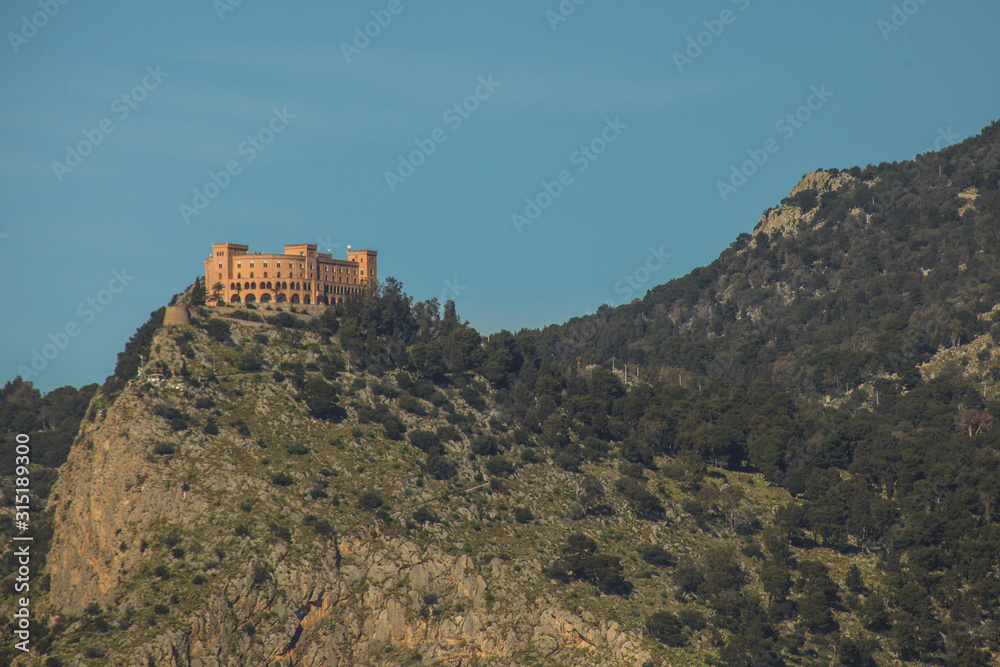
[2,0,999,394]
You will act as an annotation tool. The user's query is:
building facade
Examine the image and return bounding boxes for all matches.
[204,243,377,306]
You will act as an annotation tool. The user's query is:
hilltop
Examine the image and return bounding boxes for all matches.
[3,121,1000,666]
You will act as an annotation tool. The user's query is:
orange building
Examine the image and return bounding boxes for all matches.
[204,243,377,306]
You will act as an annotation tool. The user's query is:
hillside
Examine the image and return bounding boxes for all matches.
[2,121,1000,666]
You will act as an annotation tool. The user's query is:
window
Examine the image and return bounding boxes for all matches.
[237,262,242,268]
[277,261,281,268]
[263,272,268,278]
[237,272,242,279]
[218,263,222,269]
[263,261,268,267]
[250,272,254,278]
[277,271,281,278]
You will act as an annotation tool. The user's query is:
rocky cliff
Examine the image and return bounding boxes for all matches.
[34,315,724,666]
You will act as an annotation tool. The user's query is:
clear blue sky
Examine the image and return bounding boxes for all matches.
[2,0,999,393]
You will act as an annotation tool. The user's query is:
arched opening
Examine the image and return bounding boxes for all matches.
[244,282,250,290]
[266,282,273,289]
[230,294,241,303]
[250,282,257,290]
[304,294,312,304]
[276,293,287,303]
[245,293,257,303]
[290,294,300,304]
[318,296,329,305]
[260,293,272,303]
[282,281,288,289]
[230,283,236,290]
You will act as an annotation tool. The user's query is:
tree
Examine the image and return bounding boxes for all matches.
[299,377,345,422]
[646,611,686,647]
[211,282,225,305]
[190,277,206,306]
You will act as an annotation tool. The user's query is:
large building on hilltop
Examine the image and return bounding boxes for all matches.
[204,243,377,306]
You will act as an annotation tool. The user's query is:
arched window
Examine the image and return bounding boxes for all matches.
[230,283,236,290]
[304,294,312,304]
[276,293,287,303]
[260,293,271,303]
[230,294,241,303]
[290,294,300,304]
[250,282,257,290]
[245,293,256,303]
[244,282,250,290]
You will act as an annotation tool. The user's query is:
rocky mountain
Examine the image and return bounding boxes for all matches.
[3,121,1000,666]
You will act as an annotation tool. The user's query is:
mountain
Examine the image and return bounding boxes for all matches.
[3,121,1000,666]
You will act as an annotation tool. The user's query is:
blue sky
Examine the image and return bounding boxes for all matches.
[2,0,999,393]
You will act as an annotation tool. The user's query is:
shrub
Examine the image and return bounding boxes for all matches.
[358,490,383,510]
[203,418,219,435]
[638,545,676,568]
[382,415,406,440]
[471,435,498,457]
[299,377,346,422]
[514,507,534,524]
[270,472,294,486]
[409,430,442,454]
[153,442,175,456]
[646,611,686,647]
[268,523,292,543]
[397,393,425,415]
[204,318,232,342]
[413,506,440,524]
[484,455,514,477]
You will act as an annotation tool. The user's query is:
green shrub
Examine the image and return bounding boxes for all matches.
[638,545,676,568]
[514,507,534,524]
[270,472,294,486]
[358,490,383,510]
[646,611,686,646]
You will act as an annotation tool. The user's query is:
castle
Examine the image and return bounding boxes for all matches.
[204,243,377,306]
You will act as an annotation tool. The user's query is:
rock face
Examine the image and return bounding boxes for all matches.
[38,324,657,667]
[753,169,860,240]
